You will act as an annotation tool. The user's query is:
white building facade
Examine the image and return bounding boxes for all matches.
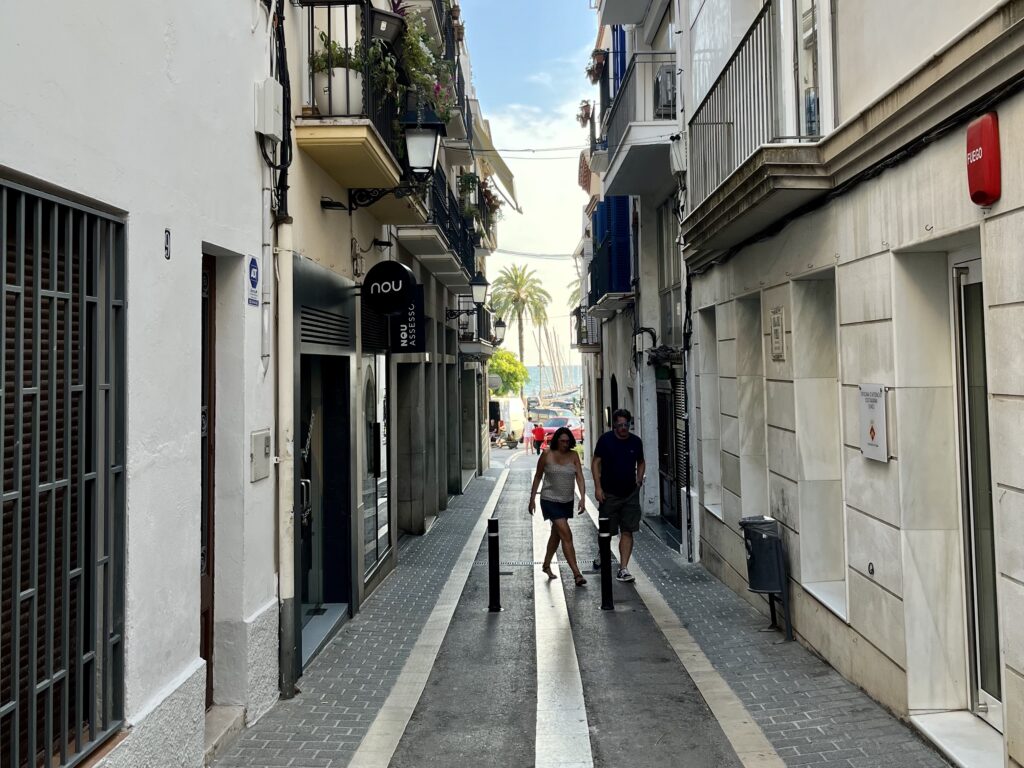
[0,0,510,765]
[682,0,1024,764]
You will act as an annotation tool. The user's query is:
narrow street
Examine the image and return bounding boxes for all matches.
[213,448,949,768]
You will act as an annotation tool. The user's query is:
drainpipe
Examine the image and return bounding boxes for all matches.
[275,217,297,698]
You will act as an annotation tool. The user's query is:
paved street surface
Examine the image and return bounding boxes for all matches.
[213,447,950,768]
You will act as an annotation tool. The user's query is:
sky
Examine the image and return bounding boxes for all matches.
[459,0,597,369]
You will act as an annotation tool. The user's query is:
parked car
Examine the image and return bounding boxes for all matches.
[531,407,574,422]
[540,417,584,446]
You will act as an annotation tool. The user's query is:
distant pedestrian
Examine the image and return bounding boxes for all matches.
[532,422,546,454]
[529,427,587,586]
[592,409,645,583]
[524,419,534,453]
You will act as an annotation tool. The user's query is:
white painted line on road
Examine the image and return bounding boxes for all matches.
[533,511,594,768]
[578,491,786,768]
[347,467,511,768]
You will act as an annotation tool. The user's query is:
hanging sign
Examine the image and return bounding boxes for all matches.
[363,260,417,315]
[859,384,888,462]
[966,112,1001,206]
[390,285,426,353]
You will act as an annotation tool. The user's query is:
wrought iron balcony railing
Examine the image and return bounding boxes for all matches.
[456,298,494,344]
[428,167,476,274]
[303,1,399,152]
[572,305,602,349]
[604,51,676,160]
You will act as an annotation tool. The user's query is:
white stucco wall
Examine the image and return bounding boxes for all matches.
[834,0,998,123]
[0,0,280,750]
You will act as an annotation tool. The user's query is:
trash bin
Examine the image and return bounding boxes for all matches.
[739,515,785,594]
[738,515,793,641]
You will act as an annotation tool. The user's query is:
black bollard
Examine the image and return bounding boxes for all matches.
[488,517,501,612]
[599,517,614,611]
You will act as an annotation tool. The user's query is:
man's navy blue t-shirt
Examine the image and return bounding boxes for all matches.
[594,431,644,497]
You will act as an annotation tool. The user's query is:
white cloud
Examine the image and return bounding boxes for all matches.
[525,71,554,88]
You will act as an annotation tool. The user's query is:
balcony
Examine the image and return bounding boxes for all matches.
[296,1,405,192]
[596,0,652,27]
[395,167,473,289]
[683,0,827,258]
[572,306,602,353]
[602,52,678,198]
[588,196,632,319]
[456,299,496,359]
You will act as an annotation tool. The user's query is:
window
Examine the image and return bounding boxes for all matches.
[1,180,126,766]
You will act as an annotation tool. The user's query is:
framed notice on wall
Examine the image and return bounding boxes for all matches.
[769,306,785,361]
[859,384,888,462]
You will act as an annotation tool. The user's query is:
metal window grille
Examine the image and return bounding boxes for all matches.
[0,179,126,768]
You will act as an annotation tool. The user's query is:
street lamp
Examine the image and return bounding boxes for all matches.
[320,126,441,212]
[494,318,507,345]
[446,272,491,321]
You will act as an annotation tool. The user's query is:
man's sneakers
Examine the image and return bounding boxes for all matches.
[616,568,635,583]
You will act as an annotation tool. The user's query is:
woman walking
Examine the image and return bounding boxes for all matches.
[528,427,587,586]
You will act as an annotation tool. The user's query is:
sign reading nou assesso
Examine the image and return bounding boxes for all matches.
[390,285,426,353]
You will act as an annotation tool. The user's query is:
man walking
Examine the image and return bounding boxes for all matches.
[532,421,547,454]
[592,409,645,582]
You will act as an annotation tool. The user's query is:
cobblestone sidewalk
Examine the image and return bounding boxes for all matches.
[212,469,502,768]
[606,478,951,767]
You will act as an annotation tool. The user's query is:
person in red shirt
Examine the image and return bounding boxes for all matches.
[531,422,547,454]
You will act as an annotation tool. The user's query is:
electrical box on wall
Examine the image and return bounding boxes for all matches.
[251,429,272,482]
[967,112,1000,206]
[255,78,283,143]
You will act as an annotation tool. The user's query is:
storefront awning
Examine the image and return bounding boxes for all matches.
[470,101,521,213]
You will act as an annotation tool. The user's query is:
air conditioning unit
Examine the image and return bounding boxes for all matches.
[654,64,676,119]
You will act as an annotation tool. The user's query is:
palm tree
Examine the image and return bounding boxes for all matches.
[490,265,551,398]
[567,276,581,309]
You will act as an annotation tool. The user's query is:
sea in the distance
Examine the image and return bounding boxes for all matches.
[524,365,582,398]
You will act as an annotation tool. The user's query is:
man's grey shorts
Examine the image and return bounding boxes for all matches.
[600,488,642,534]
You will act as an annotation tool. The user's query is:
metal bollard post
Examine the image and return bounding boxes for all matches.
[488,517,502,612]
[599,517,614,611]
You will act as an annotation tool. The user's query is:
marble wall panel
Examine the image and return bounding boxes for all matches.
[990,396,1024,492]
[837,253,893,324]
[723,489,743,532]
[799,480,845,583]
[843,446,901,528]
[761,283,792,332]
[721,414,739,456]
[892,251,953,388]
[718,338,738,378]
[793,279,839,379]
[717,300,737,341]
[982,210,1024,306]
[698,311,719,374]
[767,426,799,482]
[985,304,1024,397]
[701,438,722,503]
[740,455,769,516]
[736,298,764,377]
[700,374,721,438]
[763,332,794,380]
[766,379,795,431]
[721,450,741,496]
[997,486,1024,584]
[719,376,738,417]
[738,376,766,456]
[794,378,842,481]
[1007,667,1024,766]
[847,508,903,597]
[895,387,958,530]
[848,570,907,669]
[769,472,800,532]
[903,529,967,711]
[839,322,895,387]
[1002,577,1024,676]
[848,627,910,715]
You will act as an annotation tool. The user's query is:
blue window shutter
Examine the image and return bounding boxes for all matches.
[608,196,631,292]
[613,26,627,94]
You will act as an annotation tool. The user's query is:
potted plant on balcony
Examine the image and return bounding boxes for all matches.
[458,172,479,202]
[453,20,465,44]
[480,178,504,223]
[400,13,457,124]
[576,100,592,127]
[450,1,461,22]
[585,48,607,85]
[309,32,365,115]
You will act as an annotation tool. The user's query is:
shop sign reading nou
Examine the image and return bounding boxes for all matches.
[967,112,1001,206]
[362,260,417,315]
